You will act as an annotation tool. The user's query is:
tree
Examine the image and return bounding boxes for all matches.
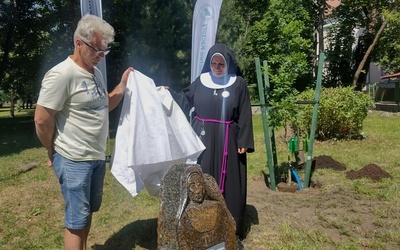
[325,0,400,87]
[371,4,400,74]
[241,0,314,127]
[0,0,195,118]
[0,0,79,117]
[104,0,194,90]
[217,0,270,78]
[351,1,399,86]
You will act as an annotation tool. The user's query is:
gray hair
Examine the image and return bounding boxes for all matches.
[73,14,115,47]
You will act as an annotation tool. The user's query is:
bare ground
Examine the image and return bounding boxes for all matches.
[242,155,398,249]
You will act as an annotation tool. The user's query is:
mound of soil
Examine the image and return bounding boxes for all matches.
[313,155,346,171]
[346,163,393,182]
[313,155,392,182]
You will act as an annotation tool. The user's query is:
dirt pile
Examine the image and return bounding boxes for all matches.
[346,163,393,182]
[313,155,346,171]
[312,155,393,182]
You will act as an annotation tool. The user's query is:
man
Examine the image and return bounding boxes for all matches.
[34,14,133,249]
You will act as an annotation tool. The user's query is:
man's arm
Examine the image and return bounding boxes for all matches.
[34,105,58,165]
[108,67,134,111]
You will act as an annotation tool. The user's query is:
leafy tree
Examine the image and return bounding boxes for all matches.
[0,0,79,117]
[217,0,270,78]
[104,0,194,90]
[242,0,314,128]
[374,4,400,73]
[1,0,196,118]
[325,0,400,87]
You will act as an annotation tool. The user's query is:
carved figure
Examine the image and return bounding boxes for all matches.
[176,165,237,250]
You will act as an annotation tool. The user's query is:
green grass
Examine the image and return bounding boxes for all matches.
[1,108,400,249]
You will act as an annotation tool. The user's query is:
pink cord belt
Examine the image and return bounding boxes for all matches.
[195,115,233,193]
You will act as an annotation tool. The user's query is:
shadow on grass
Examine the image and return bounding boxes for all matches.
[0,115,42,157]
[0,107,124,158]
[0,110,120,157]
[244,204,259,239]
[91,218,158,250]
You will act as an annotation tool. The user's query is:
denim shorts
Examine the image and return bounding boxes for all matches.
[52,152,106,230]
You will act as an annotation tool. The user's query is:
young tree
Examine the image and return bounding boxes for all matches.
[242,0,314,127]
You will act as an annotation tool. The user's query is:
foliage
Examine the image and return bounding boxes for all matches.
[324,18,358,87]
[104,0,194,89]
[292,87,374,140]
[243,0,314,87]
[242,0,314,128]
[0,0,80,117]
[217,0,270,73]
[218,0,271,103]
[325,0,400,86]
[0,90,10,107]
[2,0,400,117]
[374,5,400,73]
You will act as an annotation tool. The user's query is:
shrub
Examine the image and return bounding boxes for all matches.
[292,86,374,141]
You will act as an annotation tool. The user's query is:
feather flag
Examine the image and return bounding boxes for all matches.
[191,0,223,83]
[80,0,107,86]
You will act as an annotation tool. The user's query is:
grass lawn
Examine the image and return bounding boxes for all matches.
[0,107,399,249]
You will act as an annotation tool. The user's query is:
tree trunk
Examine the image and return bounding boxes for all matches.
[314,0,326,77]
[352,19,388,87]
[10,100,15,118]
[352,5,399,86]
[318,0,325,53]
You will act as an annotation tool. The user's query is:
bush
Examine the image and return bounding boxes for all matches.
[292,86,374,141]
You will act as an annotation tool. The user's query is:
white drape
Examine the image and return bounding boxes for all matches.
[110,71,205,197]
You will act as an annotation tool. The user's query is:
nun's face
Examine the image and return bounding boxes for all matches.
[210,54,227,76]
[188,173,205,203]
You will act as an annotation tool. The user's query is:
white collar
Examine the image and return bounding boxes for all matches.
[200,72,236,89]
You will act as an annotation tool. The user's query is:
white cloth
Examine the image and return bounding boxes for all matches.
[110,71,205,197]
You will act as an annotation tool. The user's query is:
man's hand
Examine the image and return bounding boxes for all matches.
[108,67,134,111]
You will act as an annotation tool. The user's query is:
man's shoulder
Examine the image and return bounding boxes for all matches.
[44,57,77,81]
[50,57,74,72]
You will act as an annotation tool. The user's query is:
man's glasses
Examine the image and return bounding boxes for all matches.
[81,39,111,57]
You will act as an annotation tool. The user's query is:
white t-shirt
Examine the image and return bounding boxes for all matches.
[37,57,109,161]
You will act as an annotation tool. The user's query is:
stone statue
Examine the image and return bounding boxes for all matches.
[178,165,237,249]
[157,164,237,250]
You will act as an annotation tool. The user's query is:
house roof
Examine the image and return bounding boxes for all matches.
[381,72,400,79]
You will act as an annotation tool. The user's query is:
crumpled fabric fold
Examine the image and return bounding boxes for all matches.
[110,70,205,197]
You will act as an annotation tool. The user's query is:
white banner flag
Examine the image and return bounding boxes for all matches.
[191,0,223,83]
[80,0,107,85]
[80,0,103,18]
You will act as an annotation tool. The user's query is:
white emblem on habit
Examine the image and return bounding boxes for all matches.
[222,91,230,98]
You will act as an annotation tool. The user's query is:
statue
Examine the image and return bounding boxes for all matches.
[176,165,237,250]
